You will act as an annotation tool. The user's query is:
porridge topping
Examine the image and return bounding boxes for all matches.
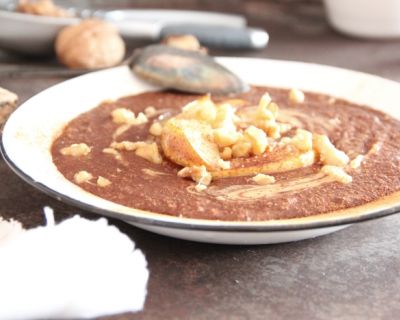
[251,174,276,185]
[350,155,365,169]
[159,91,352,186]
[97,176,111,187]
[289,88,305,104]
[321,165,352,184]
[144,106,157,117]
[178,165,212,191]
[149,122,163,136]
[60,143,91,157]
[111,108,148,125]
[74,171,93,184]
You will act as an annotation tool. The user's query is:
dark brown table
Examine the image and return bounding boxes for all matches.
[1,1,400,319]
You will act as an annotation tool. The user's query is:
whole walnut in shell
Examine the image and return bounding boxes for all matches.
[55,19,126,69]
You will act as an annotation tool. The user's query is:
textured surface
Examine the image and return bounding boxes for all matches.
[1,1,400,319]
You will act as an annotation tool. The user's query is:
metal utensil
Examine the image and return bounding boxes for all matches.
[0,1,268,55]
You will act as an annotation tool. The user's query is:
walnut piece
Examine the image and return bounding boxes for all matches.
[111,108,148,126]
[111,141,145,151]
[251,173,276,185]
[289,88,305,104]
[60,143,91,157]
[220,147,233,160]
[178,165,212,190]
[149,122,163,136]
[313,134,349,167]
[291,129,313,152]
[135,142,163,164]
[144,106,157,117]
[244,126,268,155]
[55,19,125,69]
[97,176,111,187]
[102,148,122,161]
[74,171,93,184]
[232,140,252,158]
[321,165,352,184]
[111,108,135,124]
[350,155,364,169]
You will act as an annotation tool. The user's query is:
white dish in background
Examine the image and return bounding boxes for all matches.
[323,0,400,38]
[0,9,77,55]
[0,4,246,55]
[2,58,400,245]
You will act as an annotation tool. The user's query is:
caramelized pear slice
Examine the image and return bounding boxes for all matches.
[212,146,315,179]
[161,118,221,170]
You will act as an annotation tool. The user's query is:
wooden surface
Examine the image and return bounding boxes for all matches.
[1,1,400,319]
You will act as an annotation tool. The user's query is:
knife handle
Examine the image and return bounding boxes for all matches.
[160,25,269,50]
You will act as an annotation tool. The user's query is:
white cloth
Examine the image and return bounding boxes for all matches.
[0,208,149,319]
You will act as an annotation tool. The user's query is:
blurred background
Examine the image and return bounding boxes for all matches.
[2,0,400,85]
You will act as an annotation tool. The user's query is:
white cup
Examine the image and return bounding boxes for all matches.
[323,0,400,38]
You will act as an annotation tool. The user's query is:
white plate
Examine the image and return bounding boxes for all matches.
[2,58,400,244]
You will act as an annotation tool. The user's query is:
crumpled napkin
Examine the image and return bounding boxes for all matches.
[0,207,149,320]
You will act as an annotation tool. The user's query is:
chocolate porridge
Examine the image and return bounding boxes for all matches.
[51,87,400,221]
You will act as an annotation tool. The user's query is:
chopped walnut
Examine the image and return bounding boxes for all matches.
[149,122,163,136]
[111,108,135,124]
[258,93,272,109]
[97,176,111,187]
[217,159,231,170]
[350,155,364,169]
[102,148,122,160]
[60,143,91,157]
[213,128,241,147]
[313,134,349,167]
[178,165,212,189]
[144,106,157,118]
[321,165,352,184]
[289,88,305,104]
[133,112,148,125]
[232,140,252,158]
[278,123,292,134]
[256,93,274,120]
[181,96,217,123]
[213,103,237,129]
[291,129,313,152]
[369,142,382,154]
[135,142,163,164]
[112,124,132,139]
[74,171,93,184]
[111,140,161,164]
[265,121,281,139]
[195,184,208,192]
[244,126,268,155]
[220,147,233,160]
[251,173,276,185]
[111,108,148,126]
[111,141,146,151]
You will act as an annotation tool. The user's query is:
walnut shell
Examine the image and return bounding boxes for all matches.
[55,19,126,70]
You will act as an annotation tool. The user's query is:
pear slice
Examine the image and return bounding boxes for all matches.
[212,146,315,179]
[161,118,221,170]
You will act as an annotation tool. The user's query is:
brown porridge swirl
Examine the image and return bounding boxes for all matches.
[51,86,400,221]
